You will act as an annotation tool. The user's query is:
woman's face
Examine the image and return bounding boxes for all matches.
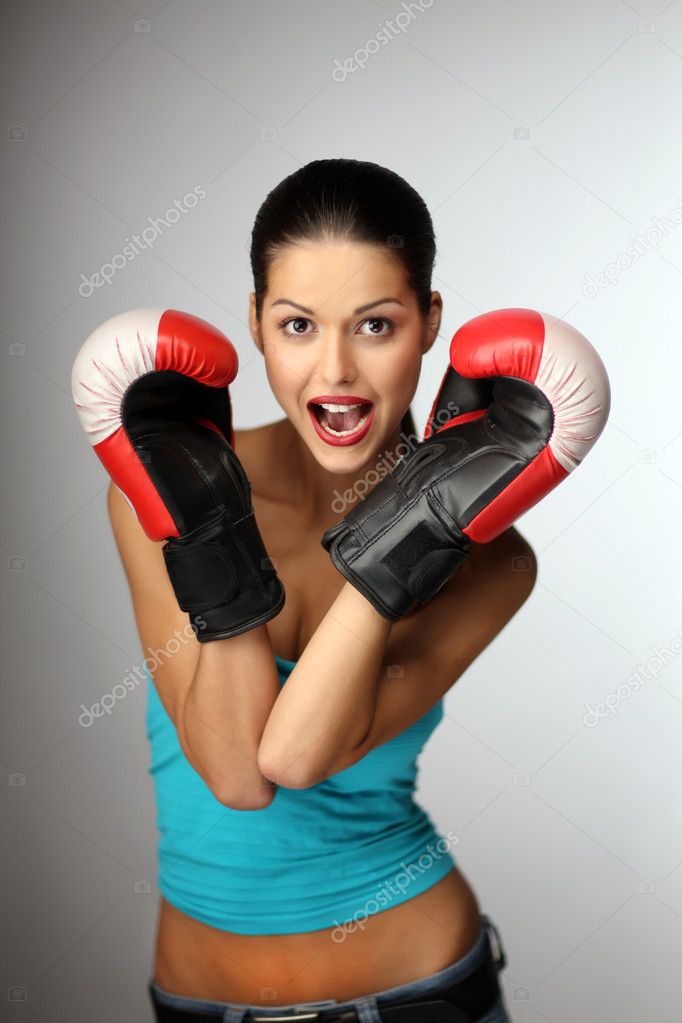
[249,241,441,474]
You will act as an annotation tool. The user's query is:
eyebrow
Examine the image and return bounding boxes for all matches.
[270,297,405,315]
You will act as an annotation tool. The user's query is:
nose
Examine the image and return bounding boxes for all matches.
[316,329,357,386]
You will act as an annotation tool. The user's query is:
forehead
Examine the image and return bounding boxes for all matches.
[266,242,409,309]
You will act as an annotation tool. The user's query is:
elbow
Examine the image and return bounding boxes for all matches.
[180,726,277,810]
[209,775,277,811]
[257,748,320,791]
[258,729,370,790]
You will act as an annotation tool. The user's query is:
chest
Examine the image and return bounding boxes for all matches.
[253,494,345,661]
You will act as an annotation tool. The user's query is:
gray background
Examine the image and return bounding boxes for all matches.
[2,0,681,1020]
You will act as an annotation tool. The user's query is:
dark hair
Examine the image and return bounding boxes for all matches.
[250,158,437,443]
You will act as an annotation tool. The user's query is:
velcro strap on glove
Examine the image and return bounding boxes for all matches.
[163,507,239,613]
[381,520,469,604]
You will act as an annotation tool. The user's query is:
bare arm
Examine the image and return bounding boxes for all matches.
[329,528,537,775]
[107,482,281,810]
[257,581,392,788]
[258,527,537,789]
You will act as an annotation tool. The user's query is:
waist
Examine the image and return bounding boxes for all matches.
[153,868,481,1004]
[154,786,456,933]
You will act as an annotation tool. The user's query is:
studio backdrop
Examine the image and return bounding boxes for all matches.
[2,1,680,1021]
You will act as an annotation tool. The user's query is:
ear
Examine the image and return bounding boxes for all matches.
[421,292,442,355]
[248,293,264,355]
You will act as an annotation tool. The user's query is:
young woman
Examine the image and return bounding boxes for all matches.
[101,159,542,1021]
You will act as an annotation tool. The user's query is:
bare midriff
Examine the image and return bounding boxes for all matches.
[150,426,495,1006]
[152,866,482,1005]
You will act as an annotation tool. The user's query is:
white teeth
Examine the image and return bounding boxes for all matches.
[317,408,371,437]
[317,401,363,412]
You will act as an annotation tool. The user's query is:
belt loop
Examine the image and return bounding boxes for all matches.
[223,1007,247,1022]
[354,995,382,1022]
[482,915,507,973]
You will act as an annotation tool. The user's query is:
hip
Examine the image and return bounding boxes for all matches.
[153,867,482,1004]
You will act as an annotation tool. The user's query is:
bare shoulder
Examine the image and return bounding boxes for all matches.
[471,524,537,583]
[106,480,140,543]
[385,525,537,665]
[233,421,290,499]
[106,481,168,597]
[107,480,160,548]
[443,523,538,620]
[429,523,537,616]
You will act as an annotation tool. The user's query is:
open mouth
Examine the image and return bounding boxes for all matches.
[306,401,376,446]
[312,401,372,435]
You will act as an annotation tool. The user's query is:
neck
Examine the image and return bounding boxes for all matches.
[276,415,416,527]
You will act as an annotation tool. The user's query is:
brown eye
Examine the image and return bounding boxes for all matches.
[358,317,394,338]
[278,317,313,336]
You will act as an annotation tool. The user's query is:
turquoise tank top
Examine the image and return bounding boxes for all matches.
[145,654,455,935]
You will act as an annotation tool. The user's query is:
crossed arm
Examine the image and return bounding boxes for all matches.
[108,482,536,809]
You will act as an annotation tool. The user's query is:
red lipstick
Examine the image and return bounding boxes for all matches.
[306,396,375,447]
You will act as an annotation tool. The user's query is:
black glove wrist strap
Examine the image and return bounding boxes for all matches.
[163,506,259,614]
[381,519,469,606]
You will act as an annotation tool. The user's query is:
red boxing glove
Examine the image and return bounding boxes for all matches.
[422,306,612,540]
[71,308,285,640]
[322,307,610,620]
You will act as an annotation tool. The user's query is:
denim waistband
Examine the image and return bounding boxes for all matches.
[149,913,505,1020]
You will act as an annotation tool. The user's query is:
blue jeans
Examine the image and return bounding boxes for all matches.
[149,913,512,1022]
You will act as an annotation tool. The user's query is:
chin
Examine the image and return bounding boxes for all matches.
[309,442,377,473]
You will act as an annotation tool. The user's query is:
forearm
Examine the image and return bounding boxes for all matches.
[257,583,392,788]
[181,625,281,809]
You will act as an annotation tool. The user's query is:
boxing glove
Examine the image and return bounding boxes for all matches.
[71,308,285,641]
[321,307,610,621]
